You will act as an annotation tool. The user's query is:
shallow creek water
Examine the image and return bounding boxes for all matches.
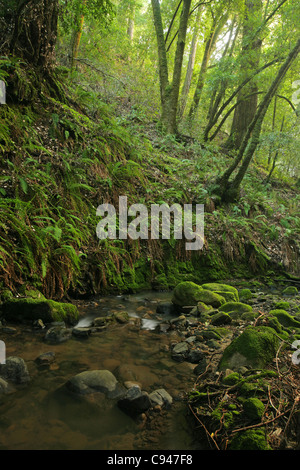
[0,291,204,450]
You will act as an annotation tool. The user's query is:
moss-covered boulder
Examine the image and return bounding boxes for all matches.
[219,301,253,319]
[0,298,79,325]
[202,283,239,302]
[171,282,225,309]
[210,311,232,326]
[229,428,271,450]
[214,291,236,302]
[239,288,253,301]
[243,397,265,422]
[274,301,290,310]
[269,309,300,329]
[196,290,226,308]
[171,281,203,307]
[219,326,279,370]
[196,301,213,314]
[112,311,130,324]
[282,286,298,296]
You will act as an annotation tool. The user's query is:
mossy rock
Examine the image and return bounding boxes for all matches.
[282,286,298,296]
[229,428,271,450]
[238,381,265,397]
[18,287,46,300]
[270,309,300,329]
[243,397,265,422]
[222,372,241,385]
[219,301,253,318]
[210,311,232,326]
[171,281,203,307]
[213,291,236,302]
[219,326,279,371]
[202,283,239,302]
[196,301,213,314]
[267,316,284,334]
[274,301,290,310]
[0,289,14,302]
[241,311,259,322]
[0,298,79,325]
[196,289,226,308]
[239,288,253,300]
[112,311,130,324]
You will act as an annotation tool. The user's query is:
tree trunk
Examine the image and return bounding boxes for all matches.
[72,14,85,68]
[218,38,300,202]
[188,11,228,119]
[151,0,170,127]
[167,0,192,134]
[127,2,135,41]
[151,0,192,135]
[9,0,59,69]
[188,19,217,119]
[178,7,202,119]
[224,0,263,150]
[205,16,239,140]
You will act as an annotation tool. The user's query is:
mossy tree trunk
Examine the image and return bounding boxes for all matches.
[1,0,67,103]
[224,0,263,150]
[151,0,192,135]
[9,0,59,69]
[178,6,202,119]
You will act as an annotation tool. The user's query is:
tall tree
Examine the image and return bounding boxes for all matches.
[178,6,202,118]
[188,7,229,119]
[151,0,192,135]
[5,0,59,69]
[224,0,263,150]
[215,37,300,202]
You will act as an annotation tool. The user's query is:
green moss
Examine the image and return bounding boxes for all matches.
[213,291,236,302]
[202,283,239,302]
[274,301,290,310]
[196,289,226,308]
[282,286,298,296]
[270,309,300,328]
[219,326,279,370]
[19,287,46,300]
[267,316,284,333]
[243,397,265,421]
[211,402,235,430]
[222,372,241,385]
[239,288,253,300]
[229,428,271,450]
[171,281,203,307]
[0,298,79,324]
[196,301,213,313]
[219,301,253,318]
[210,311,232,326]
[0,289,13,302]
[238,382,264,397]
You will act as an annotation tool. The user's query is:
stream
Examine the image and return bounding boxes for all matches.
[0,291,205,450]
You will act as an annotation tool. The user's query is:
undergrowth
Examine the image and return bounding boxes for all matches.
[0,60,299,300]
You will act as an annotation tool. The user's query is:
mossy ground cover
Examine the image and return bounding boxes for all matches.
[184,281,300,450]
[188,350,300,450]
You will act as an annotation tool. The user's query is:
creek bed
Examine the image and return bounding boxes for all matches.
[0,291,204,450]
